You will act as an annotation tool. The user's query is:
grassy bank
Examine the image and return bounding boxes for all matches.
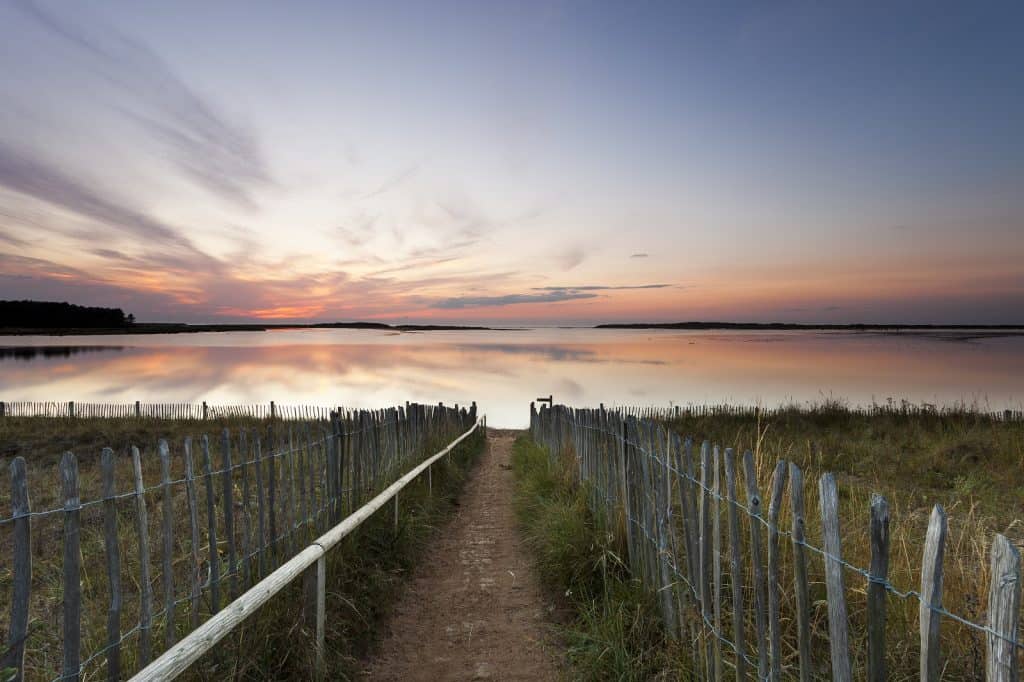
[523,405,1024,680]
[0,415,483,680]
[511,435,688,680]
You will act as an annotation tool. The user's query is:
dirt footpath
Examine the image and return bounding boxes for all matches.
[364,430,563,681]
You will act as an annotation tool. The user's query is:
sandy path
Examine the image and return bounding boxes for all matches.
[364,430,562,681]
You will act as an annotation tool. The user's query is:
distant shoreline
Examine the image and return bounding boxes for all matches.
[3,320,1023,338]
[595,322,1024,331]
[0,322,499,336]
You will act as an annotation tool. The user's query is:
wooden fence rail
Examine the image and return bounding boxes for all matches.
[0,401,478,681]
[129,416,484,680]
[530,403,1023,682]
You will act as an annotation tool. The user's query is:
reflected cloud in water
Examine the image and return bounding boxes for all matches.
[0,329,1021,427]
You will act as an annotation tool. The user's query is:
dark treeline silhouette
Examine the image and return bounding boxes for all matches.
[0,300,134,328]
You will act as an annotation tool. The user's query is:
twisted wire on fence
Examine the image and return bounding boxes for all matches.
[530,403,1024,681]
[0,400,479,682]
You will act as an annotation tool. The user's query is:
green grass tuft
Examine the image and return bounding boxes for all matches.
[511,436,690,680]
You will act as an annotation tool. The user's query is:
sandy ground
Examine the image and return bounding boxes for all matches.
[364,430,563,681]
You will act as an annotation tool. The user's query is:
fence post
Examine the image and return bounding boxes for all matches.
[221,430,238,599]
[316,554,326,673]
[202,401,208,420]
[61,452,81,682]
[132,446,154,665]
[743,450,769,680]
[698,441,714,678]
[255,435,268,578]
[767,460,789,682]
[68,400,74,418]
[710,446,722,676]
[0,400,6,417]
[201,436,221,613]
[986,534,1021,682]
[868,495,890,682]
[818,473,852,682]
[159,441,176,647]
[135,400,141,418]
[724,449,747,681]
[920,505,947,681]
[789,463,811,682]
[183,438,202,630]
[101,449,122,682]
[1,457,30,682]
[271,401,276,419]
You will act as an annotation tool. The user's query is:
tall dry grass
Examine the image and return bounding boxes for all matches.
[528,403,1024,680]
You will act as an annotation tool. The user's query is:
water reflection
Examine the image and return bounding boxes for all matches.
[0,329,1021,426]
[0,345,124,360]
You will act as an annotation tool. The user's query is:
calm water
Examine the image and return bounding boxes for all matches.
[1,328,1022,427]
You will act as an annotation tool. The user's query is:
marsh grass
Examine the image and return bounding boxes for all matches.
[522,404,1024,680]
[0,415,484,681]
[661,404,1024,680]
[512,436,686,680]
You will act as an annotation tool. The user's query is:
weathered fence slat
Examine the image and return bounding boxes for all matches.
[132,445,154,666]
[184,438,202,630]
[698,441,714,679]
[868,494,890,682]
[920,504,947,681]
[766,459,788,681]
[255,434,267,578]
[268,426,278,561]
[202,436,221,614]
[986,533,1021,682]
[743,449,769,680]
[221,429,237,600]
[101,449,122,682]
[240,430,252,588]
[61,452,81,682]
[818,472,852,682]
[723,448,747,681]
[2,457,31,682]
[653,425,677,637]
[710,445,723,679]
[160,440,177,647]
[789,462,812,682]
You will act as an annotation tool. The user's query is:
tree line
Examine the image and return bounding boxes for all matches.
[0,300,135,328]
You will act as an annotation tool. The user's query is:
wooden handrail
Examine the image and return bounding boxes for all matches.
[129,418,484,680]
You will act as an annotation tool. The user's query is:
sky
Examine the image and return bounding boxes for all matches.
[0,0,1022,325]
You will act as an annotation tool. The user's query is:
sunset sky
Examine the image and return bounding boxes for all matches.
[1,1,1022,325]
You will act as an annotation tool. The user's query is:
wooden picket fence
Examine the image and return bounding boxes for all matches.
[0,400,356,421]
[530,403,1023,681]
[0,401,478,681]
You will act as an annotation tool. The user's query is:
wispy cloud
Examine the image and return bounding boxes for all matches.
[15,0,273,210]
[361,164,420,200]
[435,283,670,309]
[532,284,670,292]
[558,245,586,270]
[630,252,649,258]
[0,140,191,247]
[435,290,599,309]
